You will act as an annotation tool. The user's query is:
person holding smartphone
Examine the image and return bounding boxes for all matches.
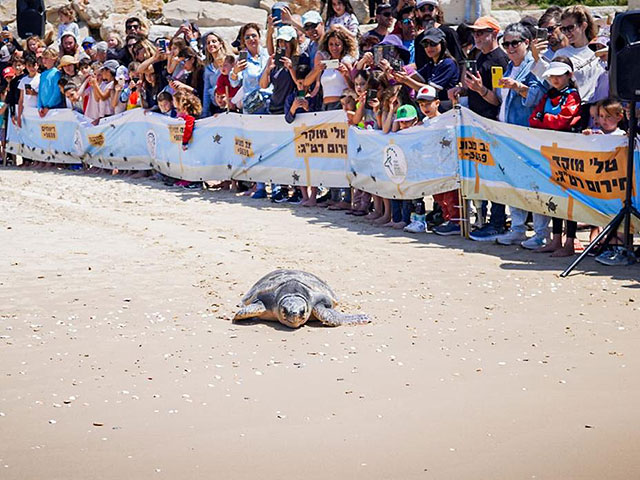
[16,52,41,128]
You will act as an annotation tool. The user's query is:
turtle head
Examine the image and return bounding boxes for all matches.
[278,294,310,328]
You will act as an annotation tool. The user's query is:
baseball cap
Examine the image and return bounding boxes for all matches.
[115,65,129,81]
[394,104,418,122]
[420,27,445,45]
[100,59,120,74]
[542,61,573,78]
[376,2,392,13]
[95,41,108,53]
[301,10,322,26]
[416,0,438,8]
[82,36,95,46]
[467,16,500,33]
[2,66,15,79]
[416,85,438,101]
[276,25,297,42]
[59,55,78,67]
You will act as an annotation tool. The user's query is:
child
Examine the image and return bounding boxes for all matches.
[215,55,240,108]
[37,47,63,118]
[529,57,582,257]
[583,98,625,136]
[91,59,119,121]
[325,0,360,37]
[173,91,202,188]
[154,91,177,117]
[16,53,39,134]
[57,5,80,42]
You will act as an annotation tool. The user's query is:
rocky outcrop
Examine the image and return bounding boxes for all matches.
[162,0,267,28]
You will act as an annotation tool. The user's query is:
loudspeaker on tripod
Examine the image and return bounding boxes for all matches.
[16,0,45,39]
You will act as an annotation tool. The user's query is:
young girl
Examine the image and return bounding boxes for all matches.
[57,5,80,42]
[529,56,582,257]
[582,98,625,136]
[325,0,360,38]
[173,91,202,188]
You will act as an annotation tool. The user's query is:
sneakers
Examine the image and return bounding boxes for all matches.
[496,230,527,246]
[595,246,637,266]
[433,221,461,236]
[469,224,504,242]
[286,192,303,204]
[251,189,267,199]
[271,189,289,203]
[404,220,426,233]
[520,235,550,250]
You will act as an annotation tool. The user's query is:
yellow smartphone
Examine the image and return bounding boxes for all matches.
[491,66,504,89]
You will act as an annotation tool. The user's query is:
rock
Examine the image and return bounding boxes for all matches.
[72,0,112,29]
[350,0,371,24]
[100,11,148,40]
[149,24,242,48]
[630,0,640,10]
[491,10,523,28]
[438,0,491,25]
[0,2,16,25]
[45,0,73,24]
[259,0,276,14]
[163,1,267,28]
[217,0,262,9]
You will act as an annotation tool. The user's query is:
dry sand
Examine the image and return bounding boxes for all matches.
[1,167,639,479]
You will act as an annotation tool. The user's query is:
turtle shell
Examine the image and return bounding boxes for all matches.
[242,270,338,310]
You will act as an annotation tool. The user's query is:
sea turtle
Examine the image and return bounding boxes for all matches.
[233,269,371,328]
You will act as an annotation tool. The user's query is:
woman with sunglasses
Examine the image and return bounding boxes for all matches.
[395,27,459,106]
[477,23,550,249]
[324,0,360,37]
[531,5,603,103]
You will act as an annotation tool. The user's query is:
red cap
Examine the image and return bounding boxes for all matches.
[2,66,16,78]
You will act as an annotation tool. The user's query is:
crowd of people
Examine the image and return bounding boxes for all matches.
[0,1,636,266]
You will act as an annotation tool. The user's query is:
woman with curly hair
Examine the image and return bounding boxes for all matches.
[305,25,357,111]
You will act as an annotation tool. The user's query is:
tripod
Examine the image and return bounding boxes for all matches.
[561,96,640,277]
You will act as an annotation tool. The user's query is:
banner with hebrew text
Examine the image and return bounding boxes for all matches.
[348,110,459,199]
[458,107,640,231]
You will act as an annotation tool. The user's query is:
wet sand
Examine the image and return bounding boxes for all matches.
[1,168,639,479]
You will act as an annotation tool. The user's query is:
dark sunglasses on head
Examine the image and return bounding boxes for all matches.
[419,4,435,12]
[559,24,577,34]
[303,22,320,30]
[502,39,522,48]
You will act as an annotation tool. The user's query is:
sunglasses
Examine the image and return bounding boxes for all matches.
[401,17,415,25]
[502,39,522,49]
[126,24,141,30]
[303,22,320,30]
[423,40,440,47]
[559,24,577,34]
[545,25,559,33]
[378,11,392,17]
[472,29,493,37]
[418,4,435,12]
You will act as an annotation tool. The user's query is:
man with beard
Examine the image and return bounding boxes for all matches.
[60,31,79,59]
[414,0,465,69]
[395,6,417,64]
[532,6,569,62]
[295,10,325,67]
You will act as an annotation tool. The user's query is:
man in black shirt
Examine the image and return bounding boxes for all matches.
[448,16,510,241]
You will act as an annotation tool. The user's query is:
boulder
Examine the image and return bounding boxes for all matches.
[0,2,17,26]
[216,0,262,9]
[259,0,276,13]
[491,10,523,29]
[99,11,149,40]
[72,0,113,29]
[438,0,491,25]
[149,24,243,49]
[630,0,640,9]
[163,0,267,28]
[45,0,74,24]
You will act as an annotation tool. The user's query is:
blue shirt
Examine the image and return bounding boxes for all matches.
[403,38,415,64]
[230,47,271,98]
[202,62,222,117]
[37,68,63,110]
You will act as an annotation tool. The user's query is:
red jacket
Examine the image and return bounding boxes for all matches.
[178,112,195,146]
[529,87,581,132]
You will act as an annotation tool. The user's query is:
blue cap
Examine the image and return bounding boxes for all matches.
[82,36,95,46]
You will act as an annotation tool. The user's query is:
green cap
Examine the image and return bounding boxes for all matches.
[394,104,418,122]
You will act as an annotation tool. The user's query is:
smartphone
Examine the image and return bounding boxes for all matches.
[491,66,503,89]
[366,89,378,105]
[535,26,549,41]
[297,89,306,98]
[272,7,282,26]
[275,46,284,68]
[158,38,168,52]
[389,58,403,72]
[322,58,340,69]
[238,51,248,62]
[373,45,384,64]
[291,55,300,69]
[464,59,477,76]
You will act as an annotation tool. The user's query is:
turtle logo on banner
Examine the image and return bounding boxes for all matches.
[146,130,157,159]
[382,142,408,184]
[73,129,84,156]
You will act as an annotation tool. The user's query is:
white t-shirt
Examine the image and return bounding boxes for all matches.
[83,85,101,120]
[98,81,115,118]
[532,44,604,102]
[18,74,40,109]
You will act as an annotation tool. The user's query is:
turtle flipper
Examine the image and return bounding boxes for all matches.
[312,305,371,327]
[233,301,267,322]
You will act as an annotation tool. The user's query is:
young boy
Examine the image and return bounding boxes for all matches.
[215,55,240,108]
[37,47,64,118]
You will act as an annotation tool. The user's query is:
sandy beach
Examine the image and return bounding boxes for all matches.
[1,167,639,479]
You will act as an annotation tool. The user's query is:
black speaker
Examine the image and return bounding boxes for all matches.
[16,0,45,39]
[610,10,640,101]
